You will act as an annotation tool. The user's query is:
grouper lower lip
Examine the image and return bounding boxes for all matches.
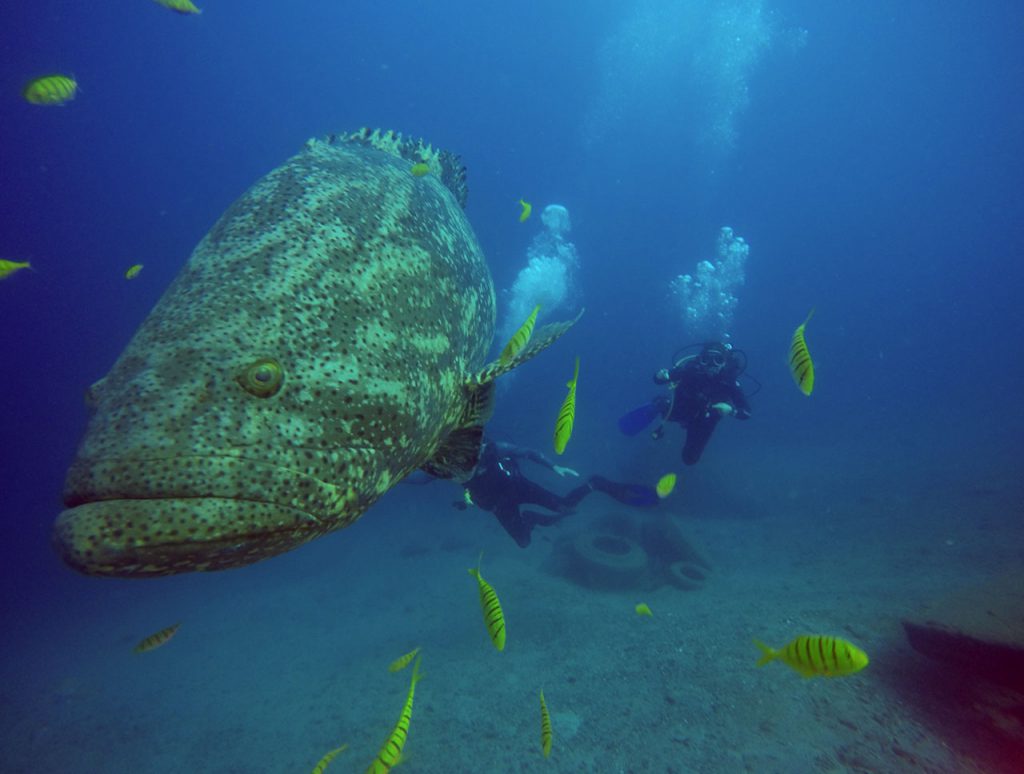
[54,452,376,577]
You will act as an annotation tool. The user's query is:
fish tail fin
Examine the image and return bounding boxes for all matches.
[468,551,483,579]
[754,639,777,667]
[802,308,815,327]
[411,655,424,686]
[326,128,468,208]
[473,309,585,386]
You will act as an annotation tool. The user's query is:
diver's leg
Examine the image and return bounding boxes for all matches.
[492,504,532,548]
[682,415,719,465]
[588,475,658,507]
[517,479,576,512]
[522,509,565,528]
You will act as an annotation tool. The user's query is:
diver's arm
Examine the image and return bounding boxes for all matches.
[655,365,690,385]
[716,378,757,417]
[522,448,559,472]
[495,441,558,472]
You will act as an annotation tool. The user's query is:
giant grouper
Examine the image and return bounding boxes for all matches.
[53,128,580,578]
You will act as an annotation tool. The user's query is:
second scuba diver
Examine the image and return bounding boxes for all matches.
[456,436,658,548]
[620,341,752,465]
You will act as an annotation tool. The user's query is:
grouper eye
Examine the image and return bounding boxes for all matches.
[237,358,284,397]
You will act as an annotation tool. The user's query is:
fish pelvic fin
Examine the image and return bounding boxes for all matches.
[473,309,585,386]
[754,639,777,667]
[323,127,468,208]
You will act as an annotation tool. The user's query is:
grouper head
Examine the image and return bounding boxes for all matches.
[54,129,499,577]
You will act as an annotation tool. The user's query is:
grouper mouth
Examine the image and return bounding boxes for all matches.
[54,453,375,578]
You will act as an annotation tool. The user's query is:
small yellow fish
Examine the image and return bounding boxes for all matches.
[553,357,579,455]
[125,264,144,280]
[499,304,540,364]
[152,0,202,14]
[539,690,553,758]
[0,260,32,280]
[311,744,348,774]
[133,622,181,653]
[788,309,815,396]
[23,75,77,106]
[388,647,421,673]
[655,473,677,498]
[755,635,868,678]
[463,489,475,507]
[409,162,430,177]
[635,603,653,617]
[468,553,506,651]
[518,198,532,222]
[366,655,423,773]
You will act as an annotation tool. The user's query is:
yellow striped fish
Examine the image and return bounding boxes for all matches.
[655,473,677,498]
[468,553,506,651]
[634,603,653,617]
[133,622,180,653]
[755,635,868,678]
[519,198,532,222]
[366,655,423,773]
[153,0,202,14]
[0,260,32,280]
[125,263,144,280]
[23,75,77,106]
[553,357,579,455]
[539,690,553,758]
[388,647,421,673]
[311,744,348,774]
[788,309,815,396]
[499,304,540,364]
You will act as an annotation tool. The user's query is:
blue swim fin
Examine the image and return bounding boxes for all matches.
[617,402,662,436]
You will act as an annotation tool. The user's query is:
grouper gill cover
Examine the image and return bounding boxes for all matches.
[53,128,550,578]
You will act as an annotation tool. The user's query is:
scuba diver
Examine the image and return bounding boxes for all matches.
[454,437,658,548]
[620,341,752,465]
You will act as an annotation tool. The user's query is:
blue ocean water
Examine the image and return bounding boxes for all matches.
[2,2,1022,772]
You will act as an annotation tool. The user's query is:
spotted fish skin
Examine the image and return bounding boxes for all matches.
[54,129,506,578]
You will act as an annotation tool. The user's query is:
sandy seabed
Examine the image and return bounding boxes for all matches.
[2,451,1021,774]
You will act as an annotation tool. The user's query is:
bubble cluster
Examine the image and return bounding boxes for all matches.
[670,227,749,341]
[500,204,581,345]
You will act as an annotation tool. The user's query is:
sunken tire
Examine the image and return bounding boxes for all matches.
[666,559,708,591]
[569,532,648,590]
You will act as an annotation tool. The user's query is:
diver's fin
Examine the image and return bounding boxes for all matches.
[324,127,468,208]
[472,309,585,386]
[617,402,663,436]
[421,425,484,482]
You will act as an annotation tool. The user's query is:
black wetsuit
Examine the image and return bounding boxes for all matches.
[464,440,594,548]
[654,360,751,465]
[459,439,660,548]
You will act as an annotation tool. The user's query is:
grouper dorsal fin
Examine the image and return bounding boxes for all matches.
[472,309,585,387]
[323,127,469,208]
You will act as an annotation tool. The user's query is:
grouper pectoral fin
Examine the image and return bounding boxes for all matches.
[420,310,584,482]
[472,308,585,386]
[420,425,485,481]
